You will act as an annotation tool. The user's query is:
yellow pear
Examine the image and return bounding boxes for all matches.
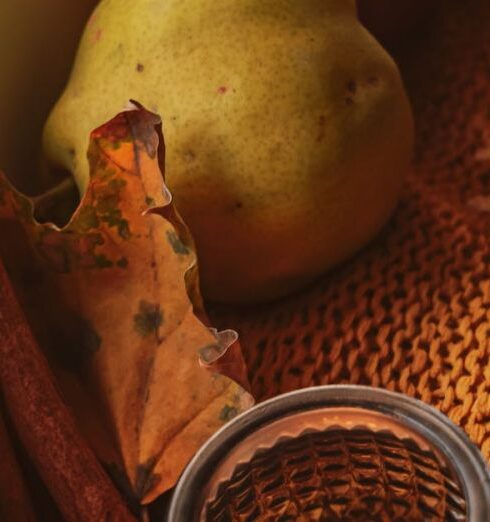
[43,0,414,303]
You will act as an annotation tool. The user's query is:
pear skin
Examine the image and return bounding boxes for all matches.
[43,0,414,303]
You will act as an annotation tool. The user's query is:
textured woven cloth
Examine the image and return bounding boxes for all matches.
[210,0,490,460]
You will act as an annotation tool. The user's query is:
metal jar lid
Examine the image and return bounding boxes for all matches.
[168,385,490,521]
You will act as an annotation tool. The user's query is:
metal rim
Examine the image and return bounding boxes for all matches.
[168,385,490,521]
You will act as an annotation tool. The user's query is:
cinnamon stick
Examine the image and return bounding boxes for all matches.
[0,403,37,522]
[0,257,136,522]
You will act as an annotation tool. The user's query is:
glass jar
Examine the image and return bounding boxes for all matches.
[168,385,490,521]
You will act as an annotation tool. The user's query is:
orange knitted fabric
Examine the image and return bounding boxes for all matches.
[210,0,490,460]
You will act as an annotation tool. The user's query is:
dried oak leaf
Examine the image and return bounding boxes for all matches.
[0,105,253,504]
